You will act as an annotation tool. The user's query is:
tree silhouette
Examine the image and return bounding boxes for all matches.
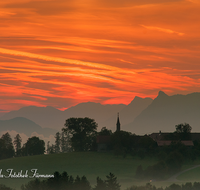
[63,117,97,151]
[105,173,121,190]
[54,132,61,153]
[93,177,107,190]
[24,136,45,156]
[175,123,192,140]
[0,132,14,159]
[13,134,22,156]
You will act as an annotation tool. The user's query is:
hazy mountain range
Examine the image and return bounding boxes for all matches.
[1,91,200,137]
[0,97,152,136]
[123,91,200,134]
[0,117,57,137]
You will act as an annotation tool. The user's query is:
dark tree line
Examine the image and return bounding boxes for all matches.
[126,182,200,190]
[21,172,120,190]
[50,117,157,155]
[2,172,200,190]
[0,132,45,160]
[47,131,71,154]
[49,118,200,180]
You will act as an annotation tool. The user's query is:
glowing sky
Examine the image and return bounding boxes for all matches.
[0,0,200,112]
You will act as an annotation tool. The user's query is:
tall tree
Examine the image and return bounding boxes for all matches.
[63,117,97,151]
[47,141,50,154]
[60,130,71,153]
[93,177,107,190]
[0,132,15,159]
[105,173,121,190]
[54,132,61,153]
[13,134,22,156]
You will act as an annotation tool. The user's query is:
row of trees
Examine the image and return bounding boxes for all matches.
[45,118,200,181]
[2,172,200,190]
[126,182,200,190]
[46,117,98,154]
[48,117,157,154]
[47,131,71,154]
[48,118,199,163]
[0,132,45,160]
[21,172,120,190]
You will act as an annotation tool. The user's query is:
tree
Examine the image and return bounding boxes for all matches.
[13,134,22,156]
[105,173,121,190]
[0,132,15,159]
[98,127,112,136]
[46,142,55,154]
[21,178,44,190]
[63,117,98,151]
[165,183,181,190]
[79,176,91,190]
[111,131,137,156]
[93,177,107,190]
[60,130,71,153]
[24,136,45,156]
[0,184,14,190]
[54,132,61,153]
[175,123,192,140]
[47,141,50,154]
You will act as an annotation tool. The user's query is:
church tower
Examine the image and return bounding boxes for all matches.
[116,112,121,131]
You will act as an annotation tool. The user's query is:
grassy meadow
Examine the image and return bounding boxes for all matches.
[177,166,200,181]
[0,152,200,190]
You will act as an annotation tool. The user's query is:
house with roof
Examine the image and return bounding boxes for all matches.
[149,131,198,147]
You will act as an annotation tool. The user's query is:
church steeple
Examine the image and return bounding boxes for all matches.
[116,112,121,131]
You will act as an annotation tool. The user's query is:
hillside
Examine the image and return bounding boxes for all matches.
[0,152,157,190]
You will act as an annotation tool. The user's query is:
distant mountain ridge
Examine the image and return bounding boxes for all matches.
[99,96,153,131]
[3,91,200,136]
[0,102,126,130]
[0,117,57,137]
[123,91,200,134]
[0,97,153,132]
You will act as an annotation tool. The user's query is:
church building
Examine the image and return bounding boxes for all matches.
[97,113,121,151]
[116,112,121,131]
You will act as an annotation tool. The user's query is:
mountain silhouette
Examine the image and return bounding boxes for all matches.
[0,117,57,137]
[0,103,125,130]
[3,91,199,135]
[123,91,200,134]
[99,96,153,131]
[64,102,126,128]
[0,106,64,130]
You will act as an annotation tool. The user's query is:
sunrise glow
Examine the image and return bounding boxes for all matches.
[0,0,200,112]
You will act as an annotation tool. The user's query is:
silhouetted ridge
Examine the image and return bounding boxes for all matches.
[158,91,168,97]
[123,91,200,135]
[0,117,56,137]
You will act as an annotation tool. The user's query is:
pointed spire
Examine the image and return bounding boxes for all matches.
[116,112,121,131]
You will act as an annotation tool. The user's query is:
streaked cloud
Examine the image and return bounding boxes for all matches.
[141,25,185,36]
[0,0,199,112]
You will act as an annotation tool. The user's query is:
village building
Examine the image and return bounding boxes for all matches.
[97,113,121,151]
[149,131,199,146]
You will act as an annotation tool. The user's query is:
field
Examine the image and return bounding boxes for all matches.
[177,166,200,181]
[0,152,199,190]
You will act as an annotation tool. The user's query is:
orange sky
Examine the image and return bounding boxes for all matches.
[0,0,200,112]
